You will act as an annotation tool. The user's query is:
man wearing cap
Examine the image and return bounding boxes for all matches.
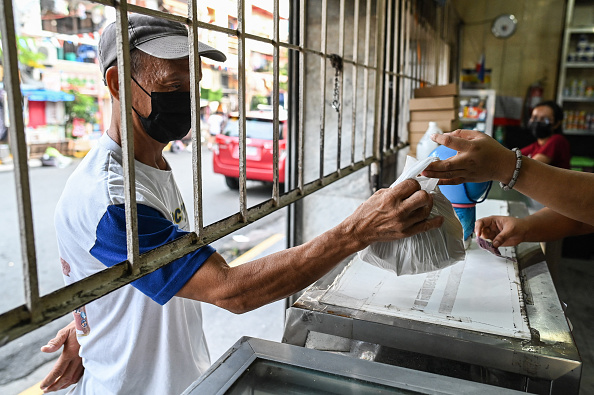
[40,14,442,394]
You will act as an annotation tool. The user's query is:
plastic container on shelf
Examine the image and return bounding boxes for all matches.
[416,122,443,160]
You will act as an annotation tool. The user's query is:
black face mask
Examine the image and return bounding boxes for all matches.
[528,121,552,139]
[131,76,192,144]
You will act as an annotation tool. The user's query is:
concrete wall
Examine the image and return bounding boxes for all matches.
[453,0,566,100]
[297,0,379,244]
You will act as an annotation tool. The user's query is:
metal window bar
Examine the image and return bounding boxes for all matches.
[390,1,401,150]
[298,0,306,193]
[272,0,280,203]
[0,0,39,321]
[363,0,371,159]
[114,5,141,275]
[0,0,459,345]
[188,0,205,237]
[373,0,386,160]
[350,0,360,166]
[319,0,328,180]
[237,0,248,222]
[382,0,394,154]
[336,0,345,173]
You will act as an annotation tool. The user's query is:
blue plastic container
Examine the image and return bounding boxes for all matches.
[429,145,491,205]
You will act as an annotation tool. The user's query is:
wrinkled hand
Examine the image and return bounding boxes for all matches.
[39,320,83,393]
[350,179,444,246]
[475,216,528,248]
[421,130,515,185]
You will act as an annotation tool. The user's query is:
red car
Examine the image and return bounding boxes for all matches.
[212,111,287,189]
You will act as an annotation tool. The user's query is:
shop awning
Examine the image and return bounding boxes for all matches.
[22,88,75,102]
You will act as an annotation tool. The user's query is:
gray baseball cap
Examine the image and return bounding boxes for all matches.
[99,14,226,79]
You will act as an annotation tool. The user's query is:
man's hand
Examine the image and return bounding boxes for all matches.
[475,216,528,248]
[348,179,444,247]
[421,130,516,185]
[39,320,83,393]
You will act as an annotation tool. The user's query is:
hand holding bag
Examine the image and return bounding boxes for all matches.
[359,156,466,275]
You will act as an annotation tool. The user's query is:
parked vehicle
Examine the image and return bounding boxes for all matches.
[212,110,287,190]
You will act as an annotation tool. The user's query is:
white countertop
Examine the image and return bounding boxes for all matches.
[319,199,531,340]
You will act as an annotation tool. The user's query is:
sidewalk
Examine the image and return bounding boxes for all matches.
[0,158,42,172]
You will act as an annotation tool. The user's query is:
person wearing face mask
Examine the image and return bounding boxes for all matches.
[40,14,443,394]
[520,101,570,169]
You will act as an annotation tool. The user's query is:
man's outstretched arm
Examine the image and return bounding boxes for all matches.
[177,179,444,313]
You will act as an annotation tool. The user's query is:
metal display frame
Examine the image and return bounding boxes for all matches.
[283,201,581,394]
[183,336,525,394]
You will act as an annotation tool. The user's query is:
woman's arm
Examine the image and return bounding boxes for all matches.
[422,130,594,227]
[476,208,594,247]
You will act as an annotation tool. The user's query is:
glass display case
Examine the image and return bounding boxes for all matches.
[184,337,524,394]
[459,89,496,136]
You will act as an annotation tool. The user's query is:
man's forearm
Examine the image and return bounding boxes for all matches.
[217,220,364,313]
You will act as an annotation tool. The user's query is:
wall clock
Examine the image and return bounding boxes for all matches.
[491,14,518,39]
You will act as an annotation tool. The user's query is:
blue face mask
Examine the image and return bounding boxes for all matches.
[131,76,192,144]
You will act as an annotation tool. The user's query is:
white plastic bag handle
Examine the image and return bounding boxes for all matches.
[390,156,439,192]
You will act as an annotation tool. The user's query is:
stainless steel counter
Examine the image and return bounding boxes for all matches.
[282,200,581,394]
[184,337,526,394]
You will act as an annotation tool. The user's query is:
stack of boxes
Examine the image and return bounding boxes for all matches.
[408,83,459,157]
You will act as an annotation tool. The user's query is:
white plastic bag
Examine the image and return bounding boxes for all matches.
[358,156,465,275]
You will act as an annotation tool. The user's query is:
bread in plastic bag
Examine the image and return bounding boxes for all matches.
[358,155,466,275]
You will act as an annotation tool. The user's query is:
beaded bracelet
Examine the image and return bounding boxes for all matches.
[500,148,522,191]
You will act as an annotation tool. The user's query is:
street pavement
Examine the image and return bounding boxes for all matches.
[0,145,288,394]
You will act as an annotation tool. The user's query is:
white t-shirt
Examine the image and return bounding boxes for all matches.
[55,133,215,394]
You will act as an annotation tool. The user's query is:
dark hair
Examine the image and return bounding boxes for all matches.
[534,101,564,134]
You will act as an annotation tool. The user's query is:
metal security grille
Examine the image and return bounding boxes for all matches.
[0,0,459,345]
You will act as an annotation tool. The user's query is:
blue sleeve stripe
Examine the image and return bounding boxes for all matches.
[90,204,215,305]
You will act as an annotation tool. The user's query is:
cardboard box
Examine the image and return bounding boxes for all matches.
[409,109,458,122]
[409,96,458,111]
[414,83,458,98]
[408,131,426,156]
[408,120,458,133]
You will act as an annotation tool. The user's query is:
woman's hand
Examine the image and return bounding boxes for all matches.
[475,216,529,248]
[421,130,516,185]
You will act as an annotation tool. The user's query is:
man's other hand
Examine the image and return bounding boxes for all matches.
[39,320,83,393]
